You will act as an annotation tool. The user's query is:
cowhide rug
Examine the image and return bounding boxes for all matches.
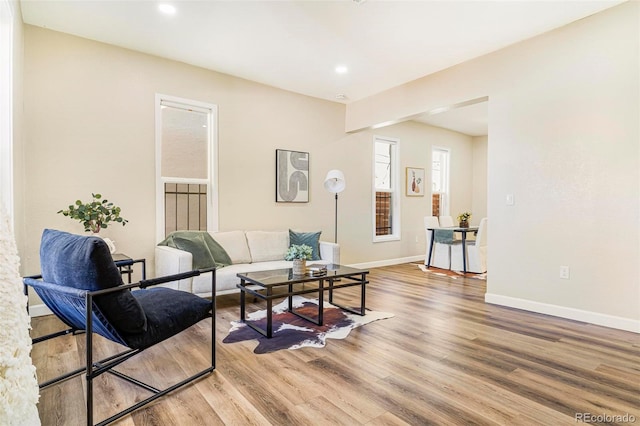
[223,296,394,354]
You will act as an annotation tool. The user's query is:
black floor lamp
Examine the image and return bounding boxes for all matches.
[323,170,346,243]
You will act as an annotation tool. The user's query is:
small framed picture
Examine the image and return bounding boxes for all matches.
[406,167,425,197]
[276,149,309,202]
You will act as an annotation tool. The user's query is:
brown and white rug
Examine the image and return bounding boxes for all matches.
[223,296,394,354]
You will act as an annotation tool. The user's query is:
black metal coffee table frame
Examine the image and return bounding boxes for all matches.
[237,265,369,338]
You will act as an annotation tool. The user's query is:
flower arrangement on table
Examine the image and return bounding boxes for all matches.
[456,212,472,227]
[285,244,313,275]
[285,244,313,260]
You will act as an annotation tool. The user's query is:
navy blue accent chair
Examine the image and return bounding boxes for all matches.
[24,229,216,426]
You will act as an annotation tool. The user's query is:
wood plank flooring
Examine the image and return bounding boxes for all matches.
[30,263,640,425]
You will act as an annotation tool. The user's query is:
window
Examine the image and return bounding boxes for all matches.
[373,136,400,241]
[431,147,450,217]
[155,95,218,241]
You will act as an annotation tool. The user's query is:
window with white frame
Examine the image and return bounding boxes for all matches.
[373,136,400,241]
[155,95,218,242]
[431,147,450,217]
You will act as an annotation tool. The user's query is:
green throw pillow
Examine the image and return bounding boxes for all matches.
[289,229,321,260]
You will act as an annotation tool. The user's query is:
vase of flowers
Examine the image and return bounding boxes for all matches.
[457,212,471,228]
[285,244,313,275]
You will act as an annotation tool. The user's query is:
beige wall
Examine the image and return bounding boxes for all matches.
[471,135,488,223]
[19,25,476,285]
[346,2,640,330]
[20,25,344,276]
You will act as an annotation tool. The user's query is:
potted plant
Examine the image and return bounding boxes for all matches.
[284,244,313,275]
[58,193,128,252]
[457,212,471,228]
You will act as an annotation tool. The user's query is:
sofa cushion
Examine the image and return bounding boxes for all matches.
[211,231,251,264]
[124,287,212,349]
[289,229,322,260]
[245,231,289,262]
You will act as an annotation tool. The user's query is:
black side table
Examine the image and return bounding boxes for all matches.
[112,253,146,283]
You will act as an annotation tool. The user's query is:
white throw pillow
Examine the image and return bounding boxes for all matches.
[246,231,289,263]
[210,231,251,264]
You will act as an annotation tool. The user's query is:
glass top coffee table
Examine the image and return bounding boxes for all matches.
[237,264,369,338]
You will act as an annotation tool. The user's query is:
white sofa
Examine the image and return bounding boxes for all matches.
[155,230,340,297]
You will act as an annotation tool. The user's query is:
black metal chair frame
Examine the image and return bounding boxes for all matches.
[25,265,216,426]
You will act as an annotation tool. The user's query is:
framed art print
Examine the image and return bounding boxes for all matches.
[276,149,309,202]
[406,167,425,196]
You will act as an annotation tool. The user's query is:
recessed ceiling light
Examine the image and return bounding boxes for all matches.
[158,4,176,15]
[335,65,348,74]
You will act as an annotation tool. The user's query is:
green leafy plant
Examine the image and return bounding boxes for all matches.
[58,193,128,233]
[457,212,472,222]
[284,244,313,261]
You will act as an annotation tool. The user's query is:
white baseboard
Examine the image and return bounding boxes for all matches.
[485,293,640,333]
[349,255,424,270]
[29,304,52,317]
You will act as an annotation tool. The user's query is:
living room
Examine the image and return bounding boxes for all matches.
[1,0,639,424]
[7,0,637,332]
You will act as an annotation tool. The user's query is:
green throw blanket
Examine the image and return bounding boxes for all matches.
[434,229,455,244]
[158,231,232,270]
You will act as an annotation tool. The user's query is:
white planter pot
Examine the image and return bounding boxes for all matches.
[93,233,117,254]
[292,259,306,275]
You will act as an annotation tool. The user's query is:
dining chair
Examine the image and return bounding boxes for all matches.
[424,216,451,269]
[451,217,487,273]
[438,215,465,241]
[439,215,455,227]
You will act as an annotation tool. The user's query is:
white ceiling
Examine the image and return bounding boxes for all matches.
[20,0,624,135]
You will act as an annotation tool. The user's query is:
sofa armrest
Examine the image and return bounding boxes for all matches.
[319,241,340,264]
[154,245,194,292]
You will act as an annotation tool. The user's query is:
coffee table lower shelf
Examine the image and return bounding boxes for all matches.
[237,265,369,338]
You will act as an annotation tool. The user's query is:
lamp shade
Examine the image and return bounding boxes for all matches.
[324,170,346,194]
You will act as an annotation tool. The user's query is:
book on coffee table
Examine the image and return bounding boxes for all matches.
[306,264,327,272]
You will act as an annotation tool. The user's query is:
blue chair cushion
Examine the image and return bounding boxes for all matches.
[289,229,322,260]
[39,229,147,334]
[123,287,213,349]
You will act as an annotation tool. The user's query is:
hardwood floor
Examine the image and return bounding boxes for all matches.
[30,263,640,425]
